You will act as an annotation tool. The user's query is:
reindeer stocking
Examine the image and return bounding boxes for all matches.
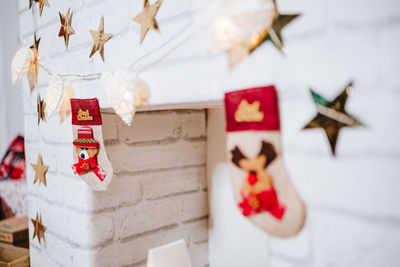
[70,98,113,191]
[225,85,306,237]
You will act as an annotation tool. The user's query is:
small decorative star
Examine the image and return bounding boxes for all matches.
[37,94,46,125]
[302,82,364,155]
[89,16,112,62]
[58,8,75,50]
[132,0,162,44]
[31,212,46,244]
[28,34,40,92]
[31,154,49,186]
[37,0,50,16]
[267,13,299,54]
[29,0,37,9]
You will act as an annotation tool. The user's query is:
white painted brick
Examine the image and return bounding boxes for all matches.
[29,245,61,267]
[180,191,208,221]
[62,176,92,211]
[276,0,329,36]
[377,26,400,90]
[24,114,40,142]
[28,196,114,248]
[101,112,118,141]
[141,166,205,200]
[179,110,206,139]
[89,227,185,266]
[331,0,400,25]
[107,140,206,173]
[311,209,400,267]
[41,115,73,144]
[55,146,75,178]
[117,110,181,144]
[64,173,142,212]
[188,241,209,267]
[44,233,75,267]
[182,218,209,243]
[114,198,180,239]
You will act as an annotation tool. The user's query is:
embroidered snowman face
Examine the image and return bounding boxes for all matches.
[75,147,99,160]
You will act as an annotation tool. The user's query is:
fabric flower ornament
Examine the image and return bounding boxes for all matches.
[100,69,136,126]
[11,48,34,85]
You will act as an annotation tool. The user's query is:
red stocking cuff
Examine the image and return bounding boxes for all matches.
[225,85,280,132]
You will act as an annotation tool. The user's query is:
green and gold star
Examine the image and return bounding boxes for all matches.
[302,82,364,155]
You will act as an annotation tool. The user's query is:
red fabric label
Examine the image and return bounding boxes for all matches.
[224,85,280,132]
[70,98,102,126]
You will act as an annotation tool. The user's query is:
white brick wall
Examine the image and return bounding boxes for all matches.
[17,0,400,266]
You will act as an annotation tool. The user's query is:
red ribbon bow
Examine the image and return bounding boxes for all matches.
[72,156,106,182]
[239,187,285,220]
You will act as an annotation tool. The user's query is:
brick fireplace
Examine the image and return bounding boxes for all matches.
[26,109,209,266]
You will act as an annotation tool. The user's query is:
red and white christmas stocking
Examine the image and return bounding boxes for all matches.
[225,85,306,237]
[70,98,113,191]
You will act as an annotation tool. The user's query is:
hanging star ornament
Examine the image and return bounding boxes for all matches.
[89,16,112,62]
[267,13,299,54]
[31,212,46,244]
[58,8,75,50]
[37,0,50,16]
[302,82,364,156]
[31,154,49,186]
[29,0,36,9]
[37,94,46,125]
[28,34,40,92]
[249,1,300,55]
[132,0,162,44]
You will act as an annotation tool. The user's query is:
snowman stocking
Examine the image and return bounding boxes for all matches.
[70,98,113,191]
[225,85,306,237]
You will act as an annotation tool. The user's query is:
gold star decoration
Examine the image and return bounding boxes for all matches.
[58,8,75,50]
[249,1,299,55]
[31,154,49,186]
[37,0,50,16]
[267,13,299,54]
[29,0,36,9]
[302,82,364,156]
[31,212,46,244]
[28,34,40,92]
[89,16,112,62]
[132,0,162,44]
[37,94,46,125]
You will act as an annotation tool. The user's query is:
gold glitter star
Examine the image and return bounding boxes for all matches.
[132,0,162,44]
[58,8,75,50]
[31,154,49,186]
[89,16,112,62]
[37,94,46,125]
[31,212,46,244]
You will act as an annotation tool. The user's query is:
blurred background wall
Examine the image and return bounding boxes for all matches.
[0,1,24,154]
